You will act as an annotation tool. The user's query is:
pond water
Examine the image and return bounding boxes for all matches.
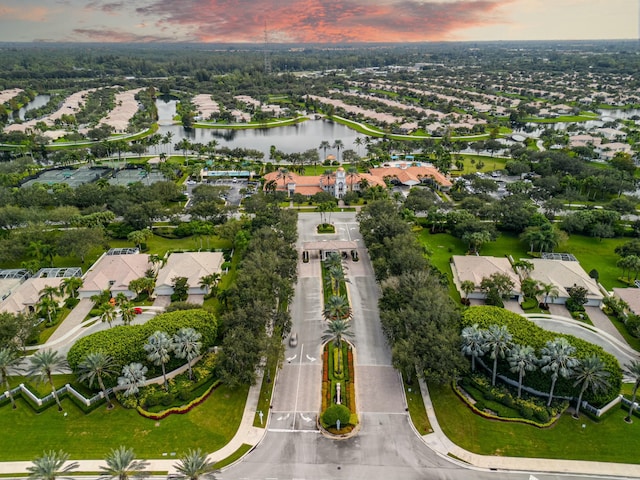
[155,98,362,158]
[8,94,51,122]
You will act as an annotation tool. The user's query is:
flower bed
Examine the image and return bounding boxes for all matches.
[320,341,357,432]
[136,380,221,420]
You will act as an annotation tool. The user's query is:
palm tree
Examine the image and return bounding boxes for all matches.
[572,355,611,418]
[508,344,538,398]
[198,273,221,297]
[27,450,79,480]
[99,446,148,480]
[37,296,59,326]
[173,448,216,480]
[539,282,559,309]
[326,265,346,296]
[172,328,202,380]
[27,350,67,412]
[321,318,354,348]
[319,140,331,162]
[98,302,117,328]
[623,360,640,423]
[354,137,363,156]
[60,277,83,299]
[117,296,136,327]
[117,363,148,399]
[332,139,344,163]
[144,331,172,389]
[540,337,579,407]
[460,280,476,304]
[323,295,352,322]
[460,324,486,372]
[346,166,359,191]
[483,324,513,386]
[0,347,20,409]
[77,352,118,410]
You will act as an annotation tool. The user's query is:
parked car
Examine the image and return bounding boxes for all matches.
[289,332,298,347]
[134,307,143,315]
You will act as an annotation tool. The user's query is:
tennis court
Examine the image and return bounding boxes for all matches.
[108,169,167,186]
[21,167,109,188]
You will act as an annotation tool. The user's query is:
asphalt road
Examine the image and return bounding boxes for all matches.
[224,211,624,480]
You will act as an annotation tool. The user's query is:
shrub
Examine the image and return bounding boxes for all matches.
[65,297,80,309]
[461,306,621,405]
[322,404,351,427]
[67,309,218,383]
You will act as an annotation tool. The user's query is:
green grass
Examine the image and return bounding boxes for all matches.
[607,314,640,352]
[0,383,249,461]
[418,230,465,301]
[108,234,231,258]
[430,382,640,463]
[451,155,509,175]
[213,443,253,469]
[253,360,277,428]
[403,380,432,435]
[561,235,629,290]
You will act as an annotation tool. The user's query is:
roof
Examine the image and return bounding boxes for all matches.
[368,166,452,187]
[80,253,151,293]
[155,252,224,289]
[303,240,359,251]
[263,170,385,194]
[613,288,640,315]
[451,255,521,291]
[0,277,64,314]
[526,258,602,300]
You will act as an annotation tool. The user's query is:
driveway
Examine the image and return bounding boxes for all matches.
[584,306,629,345]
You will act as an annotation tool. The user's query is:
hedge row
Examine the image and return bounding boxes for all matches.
[461,306,622,405]
[67,309,218,384]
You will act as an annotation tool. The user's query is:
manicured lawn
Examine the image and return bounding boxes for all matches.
[430,382,640,463]
[404,380,432,435]
[451,155,509,175]
[608,314,640,352]
[561,235,629,290]
[0,383,248,461]
[109,234,231,257]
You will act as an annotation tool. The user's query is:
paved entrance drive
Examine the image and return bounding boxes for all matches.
[357,365,406,413]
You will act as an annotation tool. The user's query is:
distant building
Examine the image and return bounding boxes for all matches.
[451,255,522,302]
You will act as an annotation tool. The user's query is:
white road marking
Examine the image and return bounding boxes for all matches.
[286,354,297,362]
[292,343,304,430]
[300,413,312,422]
[305,354,316,362]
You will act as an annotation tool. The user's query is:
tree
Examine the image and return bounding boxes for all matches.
[539,282,559,308]
[99,446,148,480]
[77,352,118,410]
[462,230,493,255]
[332,139,344,163]
[117,363,148,399]
[521,277,540,300]
[460,280,476,304]
[483,325,512,386]
[623,360,640,423]
[480,273,515,307]
[0,347,20,409]
[37,295,59,327]
[27,350,67,411]
[98,302,117,328]
[144,331,172,389]
[60,277,83,299]
[508,344,537,398]
[173,449,216,480]
[172,327,202,380]
[198,273,220,297]
[127,229,153,251]
[321,318,354,348]
[27,450,79,480]
[460,324,485,372]
[116,294,136,326]
[323,295,352,322]
[319,140,331,162]
[540,337,579,407]
[172,276,189,302]
[572,355,610,418]
[128,277,155,299]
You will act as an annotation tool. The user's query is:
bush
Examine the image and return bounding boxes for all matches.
[461,306,622,405]
[67,309,218,383]
[322,404,351,427]
[65,297,80,309]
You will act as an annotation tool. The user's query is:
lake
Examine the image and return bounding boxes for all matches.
[155,98,363,158]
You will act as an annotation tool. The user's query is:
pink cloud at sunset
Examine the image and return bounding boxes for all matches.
[0,0,636,43]
[135,0,508,43]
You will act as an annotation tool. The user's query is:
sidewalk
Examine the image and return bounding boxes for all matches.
[0,371,267,475]
[418,378,640,478]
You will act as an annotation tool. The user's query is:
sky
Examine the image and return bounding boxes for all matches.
[0,0,637,44]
